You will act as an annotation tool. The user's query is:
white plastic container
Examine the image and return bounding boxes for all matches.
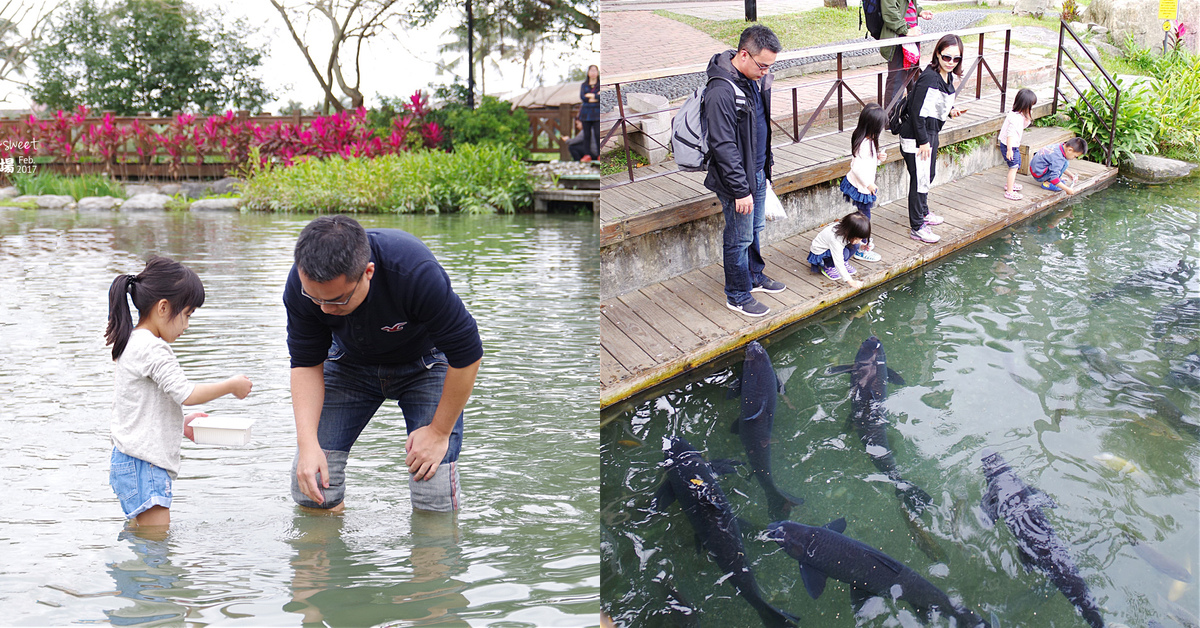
[189,416,255,446]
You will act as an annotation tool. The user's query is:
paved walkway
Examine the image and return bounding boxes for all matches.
[600,11,729,76]
[601,0,826,19]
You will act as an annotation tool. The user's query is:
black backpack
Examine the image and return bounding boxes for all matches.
[860,0,884,40]
[886,89,910,135]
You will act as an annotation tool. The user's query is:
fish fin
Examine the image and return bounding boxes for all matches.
[864,546,907,575]
[777,372,786,395]
[799,563,828,599]
[709,458,743,475]
[650,481,676,513]
[823,517,848,534]
[826,364,855,375]
[1016,548,1037,572]
[887,367,906,386]
[1030,489,1057,509]
[979,491,999,528]
[743,405,765,422]
[730,418,741,435]
[848,585,875,612]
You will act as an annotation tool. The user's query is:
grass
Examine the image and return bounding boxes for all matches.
[655,8,865,49]
[599,147,650,177]
[11,172,126,199]
[239,143,533,213]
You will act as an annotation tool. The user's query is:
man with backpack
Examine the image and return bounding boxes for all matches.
[875,0,934,109]
[702,25,785,318]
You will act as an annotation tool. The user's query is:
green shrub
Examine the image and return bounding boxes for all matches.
[1062,75,1158,164]
[428,96,530,159]
[11,172,125,199]
[240,143,532,213]
[1113,39,1200,162]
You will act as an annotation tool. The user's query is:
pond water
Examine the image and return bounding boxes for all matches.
[601,178,1199,627]
[0,209,599,626]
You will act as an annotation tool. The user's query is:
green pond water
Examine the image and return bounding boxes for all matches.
[601,178,1199,627]
[0,210,599,626]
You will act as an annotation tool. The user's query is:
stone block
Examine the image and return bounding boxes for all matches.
[120,193,171,211]
[0,186,18,199]
[209,177,243,195]
[77,196,123,211]
[1120,153,1198,183]
[15,194,74,209]
[124,184,159,196]
[190,198,242,211]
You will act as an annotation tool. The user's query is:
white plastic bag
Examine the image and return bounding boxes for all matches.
[764,180,786,221]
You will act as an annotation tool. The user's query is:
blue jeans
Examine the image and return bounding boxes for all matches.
[290,345,464,511]
[720,169,768,306]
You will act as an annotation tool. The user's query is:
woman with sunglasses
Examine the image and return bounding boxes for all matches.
[900,33,967,244]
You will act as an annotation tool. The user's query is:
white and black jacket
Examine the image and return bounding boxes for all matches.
[900,66,957,149]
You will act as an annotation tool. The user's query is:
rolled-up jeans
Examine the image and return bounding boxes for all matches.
[720,168,768,306]
[291,346,463,512]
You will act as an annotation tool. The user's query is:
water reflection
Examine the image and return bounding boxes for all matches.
[286,512,468,626]
[105,529,187,626]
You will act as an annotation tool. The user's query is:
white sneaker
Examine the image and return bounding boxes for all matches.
[854,248,882,262]
[910,227,940,243]
[923,213,944,226]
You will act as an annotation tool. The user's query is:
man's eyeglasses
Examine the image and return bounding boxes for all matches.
[301,275,362,306]
[743,50,773,72]
[940,53,963,63]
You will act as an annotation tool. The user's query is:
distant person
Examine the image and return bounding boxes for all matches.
[703,24,785,318]
[840,103,888,263]
[808,212,870,289]
[284,215,482,515]
[580,64,601,162]
[901,34,967,244]
[880,0,935,109]
[105,256,253,528]
[998,88,1037,201]
[1029,137,1086,195]
[565,116,598,161]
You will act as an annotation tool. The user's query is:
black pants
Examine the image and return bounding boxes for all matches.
[581,120,600,159]
[902,136,939,232]
[883,50,918,111]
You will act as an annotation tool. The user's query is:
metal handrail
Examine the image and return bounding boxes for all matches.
[599,25,1014,188]
[1052,20,1120,166]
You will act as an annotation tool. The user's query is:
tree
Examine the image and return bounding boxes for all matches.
[408,0,597,42]
[269,0,403,114]
[29,0,271,115]
[0,0,59,97]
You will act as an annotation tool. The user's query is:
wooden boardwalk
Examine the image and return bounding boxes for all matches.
[600,91,1058,247]
[599,158,1120,408]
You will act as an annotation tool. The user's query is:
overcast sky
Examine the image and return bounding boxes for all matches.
[2,0,600,113]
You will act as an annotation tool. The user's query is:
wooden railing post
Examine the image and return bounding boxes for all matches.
[836,53,844,132]
[976,33,984,99]
[1001,28,1011,112]
[616,83,634,183]
[560,103,573,161]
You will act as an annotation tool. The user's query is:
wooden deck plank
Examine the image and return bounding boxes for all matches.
[601,160,1121,407]
[616,289,704,355]
[599,312,656,374]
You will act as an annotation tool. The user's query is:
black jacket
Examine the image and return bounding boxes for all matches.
[701,50,774,200]
[900,66,956,148]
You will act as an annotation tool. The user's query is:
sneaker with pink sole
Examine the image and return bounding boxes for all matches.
[910,226,940,243]
[923,213,944,226]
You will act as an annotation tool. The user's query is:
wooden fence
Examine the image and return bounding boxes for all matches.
[524,103,580,160]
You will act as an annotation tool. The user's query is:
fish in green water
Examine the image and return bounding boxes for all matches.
[1094,453,1148,479]
[903,507,946,563]
[1124,532,1193,583]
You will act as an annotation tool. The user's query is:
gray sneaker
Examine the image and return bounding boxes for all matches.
[751,276,786,293]
[727,298,770,317]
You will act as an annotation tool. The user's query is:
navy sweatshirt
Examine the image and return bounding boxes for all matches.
[284,229,483,369]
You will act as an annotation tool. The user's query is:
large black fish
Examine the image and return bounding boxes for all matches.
[732,341,803,522]
[829,336,932,514]
[651,436,799,628]
[767,518,989,626]
[979,449,1105,628]
[1090,259,1194,305]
